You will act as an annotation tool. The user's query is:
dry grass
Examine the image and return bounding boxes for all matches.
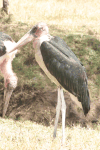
[0,118,100,150]
[4,0,100,33]
[0,0,100,32]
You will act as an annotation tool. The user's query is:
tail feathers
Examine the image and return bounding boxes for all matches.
[83,99,90,116]
[79,89,90,116]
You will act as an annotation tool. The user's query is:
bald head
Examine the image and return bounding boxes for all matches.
[30,22,49,38]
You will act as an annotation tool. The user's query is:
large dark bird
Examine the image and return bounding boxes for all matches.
[8,22,90,144]
[0,32,18,117]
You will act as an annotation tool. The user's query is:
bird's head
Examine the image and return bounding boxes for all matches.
[30,22,49,38]
[8,22,49,53]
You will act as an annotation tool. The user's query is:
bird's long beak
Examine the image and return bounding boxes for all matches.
[2,88,13,117]
[8,26,37,54]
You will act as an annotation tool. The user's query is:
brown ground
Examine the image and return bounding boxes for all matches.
[0,85,100,128]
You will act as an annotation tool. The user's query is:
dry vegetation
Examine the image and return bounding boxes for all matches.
[0,118,100,150]
[0,0,100,149]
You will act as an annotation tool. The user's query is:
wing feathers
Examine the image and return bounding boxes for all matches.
[40,37,90,115]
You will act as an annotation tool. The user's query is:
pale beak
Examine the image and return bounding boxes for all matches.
[8,25,37,54]
[2,88,13,117]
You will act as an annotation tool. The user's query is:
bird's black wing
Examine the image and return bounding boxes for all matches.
[0,32,13,56]
[40,37,90,115]
[50,36,83,66]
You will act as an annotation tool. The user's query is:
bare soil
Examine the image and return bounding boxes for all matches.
[0,85,99,128]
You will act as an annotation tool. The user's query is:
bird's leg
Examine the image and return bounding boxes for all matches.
[60,88,66,144]
[53,87,62,138]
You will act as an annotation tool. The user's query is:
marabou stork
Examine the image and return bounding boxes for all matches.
[8,22,90,144]
[0,32,18,117]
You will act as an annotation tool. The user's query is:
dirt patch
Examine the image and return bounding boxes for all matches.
[0,85,99,127]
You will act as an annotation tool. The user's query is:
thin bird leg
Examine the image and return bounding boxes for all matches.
[53,87,62,138]
[60,88,66,144]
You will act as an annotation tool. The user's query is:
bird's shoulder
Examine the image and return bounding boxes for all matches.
[40,36,83,66]
[50,36,83,65]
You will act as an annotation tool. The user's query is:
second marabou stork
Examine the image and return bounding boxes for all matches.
[0,32,18,117]
[8,22,90,144]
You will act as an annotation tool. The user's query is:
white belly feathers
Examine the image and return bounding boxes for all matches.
[35,48,60,87]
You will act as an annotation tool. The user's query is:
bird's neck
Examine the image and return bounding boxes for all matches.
[0,59,16,79]
[33,34,52,50]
